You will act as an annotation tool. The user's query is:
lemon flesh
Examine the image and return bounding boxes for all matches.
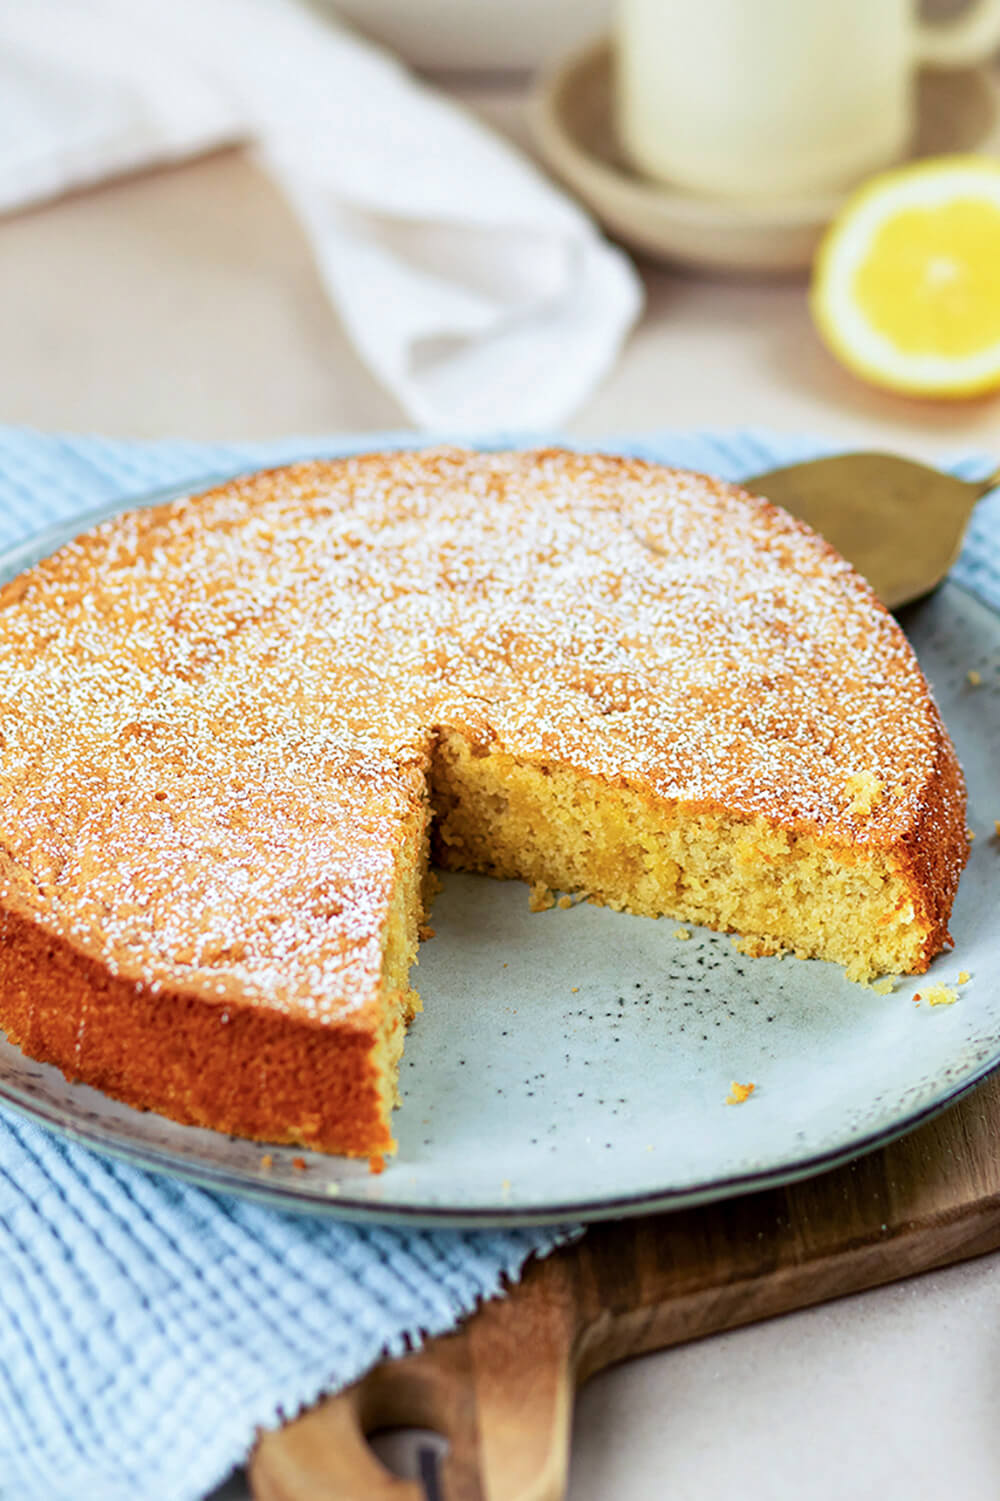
[812,155,1000,397]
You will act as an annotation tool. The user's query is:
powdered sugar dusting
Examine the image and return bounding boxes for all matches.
[0,448,957,1023]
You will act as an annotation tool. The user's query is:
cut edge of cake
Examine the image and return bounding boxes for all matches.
[428,720,966,979]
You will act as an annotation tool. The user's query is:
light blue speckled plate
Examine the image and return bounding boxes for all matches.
[0,486,998,1226]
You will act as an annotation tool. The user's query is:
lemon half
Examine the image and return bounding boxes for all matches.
[811,154,1000,398]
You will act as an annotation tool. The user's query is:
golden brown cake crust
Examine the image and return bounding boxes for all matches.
[0,900,391,1156]
[0,448,968,1154]
[887,698,967,970]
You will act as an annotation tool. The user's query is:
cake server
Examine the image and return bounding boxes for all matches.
[745,452,1000,611]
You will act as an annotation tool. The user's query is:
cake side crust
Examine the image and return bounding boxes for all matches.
[885,699,969,971]
[0,899,392,1156]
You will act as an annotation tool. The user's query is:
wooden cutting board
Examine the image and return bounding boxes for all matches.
[250,1069,1000,1501]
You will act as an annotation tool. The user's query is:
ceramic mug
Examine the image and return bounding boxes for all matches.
[617,0,1000,199]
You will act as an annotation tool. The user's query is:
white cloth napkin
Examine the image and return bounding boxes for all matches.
[0,0,642,430]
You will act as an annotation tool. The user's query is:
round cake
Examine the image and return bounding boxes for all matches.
[0,449,968,1160]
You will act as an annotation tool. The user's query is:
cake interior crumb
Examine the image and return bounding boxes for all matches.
[528,881,555,912]
[429,728,943,986]
[845,769,884,816]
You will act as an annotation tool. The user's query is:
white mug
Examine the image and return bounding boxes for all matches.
[616,0,1000,199]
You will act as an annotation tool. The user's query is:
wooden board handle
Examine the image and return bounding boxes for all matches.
[251,1079,1000,1501]
[250,1256,577,1501]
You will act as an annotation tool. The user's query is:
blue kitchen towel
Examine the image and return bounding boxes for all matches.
[0,426,996,1501]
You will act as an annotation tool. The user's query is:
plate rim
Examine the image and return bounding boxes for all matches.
[0,472,996,1227]
[0,1049,996,1227]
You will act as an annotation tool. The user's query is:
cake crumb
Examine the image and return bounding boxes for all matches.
[368,1154,386,1174]
[725,1080,756,1105]
[325,1181,341,1197]
[958,971,971,984]
[292,1156,308,1171]
[925,984,959,1007]
[571,985,579,993]
[846,769,884,815]
[967,669,982,686]
[732,934,787,958]
[871,977,895,995]
[557,894,573,910]
[259,1154,273,1169]
[529,882,555,912]
[673,926,692,941]
[418,924,435,940]
[968,830,976,843]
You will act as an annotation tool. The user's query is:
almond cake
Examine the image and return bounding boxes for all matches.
[0,450,968,1159]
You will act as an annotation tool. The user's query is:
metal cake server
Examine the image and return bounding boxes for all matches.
[744,452,1000,611]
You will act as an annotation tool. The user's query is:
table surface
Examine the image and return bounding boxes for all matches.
[3,76,998,1501]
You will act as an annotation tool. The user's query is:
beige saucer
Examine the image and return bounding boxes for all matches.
[533,39,1000,275]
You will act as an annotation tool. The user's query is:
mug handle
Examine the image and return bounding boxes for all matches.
[913,0,1000,66]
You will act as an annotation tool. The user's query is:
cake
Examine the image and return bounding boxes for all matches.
[0,449,968,1160]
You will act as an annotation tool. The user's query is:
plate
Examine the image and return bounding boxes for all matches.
[532,39,1000,274]
[0,487,998,1226]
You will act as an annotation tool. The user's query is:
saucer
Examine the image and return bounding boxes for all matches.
[532,39,1000,275]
